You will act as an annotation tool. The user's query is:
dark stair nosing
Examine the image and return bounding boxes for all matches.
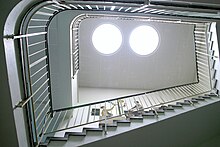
[130,116,143,120]
[204,94,216,97]
[156,109,165,113]
[199,96,211,99]
[40,136,68,147]
[184,100,194,104]
[190,99,199,103]
[49,137,68,141]
[83,127,103,132]
[159,105,174,111]
[205,94,219,97]
[149,109,165,114]
[168,104,182,108]
[192,97,205,101]
[176,101,191,106]
[99,123,118,127]
[114,119,131,124]
[143,111,155,116]
[65,132,86,137]
[210,93,219,97]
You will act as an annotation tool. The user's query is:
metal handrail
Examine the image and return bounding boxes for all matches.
[51,82,199,113]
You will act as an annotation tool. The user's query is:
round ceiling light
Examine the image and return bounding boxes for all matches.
[92,24,122,55]
[129,25,159,55]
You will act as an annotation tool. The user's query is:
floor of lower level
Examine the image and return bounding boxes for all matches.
[78,87,147,105]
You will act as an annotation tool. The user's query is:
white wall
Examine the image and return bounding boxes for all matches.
[79,18,197,90]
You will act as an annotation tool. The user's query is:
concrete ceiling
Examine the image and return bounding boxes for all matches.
[79,18,197,90]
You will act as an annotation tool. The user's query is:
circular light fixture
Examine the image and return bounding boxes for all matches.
[129,25,159,55]
[92,24,122,55]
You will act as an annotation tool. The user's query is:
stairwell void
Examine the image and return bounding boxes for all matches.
[3,0,220,146]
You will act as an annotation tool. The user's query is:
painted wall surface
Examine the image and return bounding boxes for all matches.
[79,18,197,90]
[48,11,84,109]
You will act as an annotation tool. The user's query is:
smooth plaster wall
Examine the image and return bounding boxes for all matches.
[48,11,83,109]
[79,18,197,90]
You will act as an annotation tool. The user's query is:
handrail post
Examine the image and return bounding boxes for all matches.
[104,101,107,135]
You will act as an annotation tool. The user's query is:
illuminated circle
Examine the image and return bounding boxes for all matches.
[92,24,122,54]
[129,26,159,55]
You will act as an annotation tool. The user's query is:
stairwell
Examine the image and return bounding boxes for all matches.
[40,93,220,147]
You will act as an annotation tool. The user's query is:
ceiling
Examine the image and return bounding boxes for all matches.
[79,17,197,90]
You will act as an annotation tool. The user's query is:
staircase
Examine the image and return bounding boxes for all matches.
[40,93,219,147]
[8,1,220,147]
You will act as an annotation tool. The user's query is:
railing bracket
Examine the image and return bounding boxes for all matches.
[3,34,14,39]
[15,100,25,108]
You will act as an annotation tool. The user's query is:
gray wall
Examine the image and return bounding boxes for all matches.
[79,18,197,90]
[48,11,83,109]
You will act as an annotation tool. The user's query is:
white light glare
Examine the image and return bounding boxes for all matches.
[129,25,159,55]
[92,24,122,54]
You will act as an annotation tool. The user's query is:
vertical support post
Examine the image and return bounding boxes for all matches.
[117,99,121,115]
[104,101,107,135]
